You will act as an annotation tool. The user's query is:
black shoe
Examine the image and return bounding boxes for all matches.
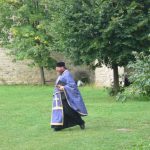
[80,123,85,130]
[53,128,62,132]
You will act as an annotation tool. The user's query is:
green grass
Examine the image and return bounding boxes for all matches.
[0,85,150,150]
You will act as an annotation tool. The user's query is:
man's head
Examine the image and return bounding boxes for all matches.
[56,62,66,74]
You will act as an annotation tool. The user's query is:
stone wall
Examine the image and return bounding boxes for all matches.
[0,48,56,84]
[95,65,124,87]
[0,48,124,87]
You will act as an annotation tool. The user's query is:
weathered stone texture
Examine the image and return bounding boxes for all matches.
[0,48,56,84]
[95,65,124,87]
[0,48,124,87]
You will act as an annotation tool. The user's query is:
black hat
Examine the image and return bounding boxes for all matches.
[56,62,65,67]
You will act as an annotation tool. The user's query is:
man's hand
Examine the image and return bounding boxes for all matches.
[56,85,64,91]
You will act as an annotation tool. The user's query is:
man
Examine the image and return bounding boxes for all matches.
[51,62,88,131]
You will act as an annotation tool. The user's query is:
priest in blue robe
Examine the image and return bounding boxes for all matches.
[51,62,88,131]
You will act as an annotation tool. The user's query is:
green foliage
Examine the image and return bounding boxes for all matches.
[116,92,127,103]
[50,0,149,93]
[116,51,150,101]
[106,86,125,96]
[0,0,56,69]
[0,0,149,87]
[52,0,149,67]
[128,51,150,96]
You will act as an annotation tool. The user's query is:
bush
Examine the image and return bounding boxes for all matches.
[106,86,125,97]
[128,51,150,96]
[73,69,90,83]
[116,51,150,101]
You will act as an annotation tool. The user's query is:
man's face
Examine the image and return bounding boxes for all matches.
[56,67,65,74]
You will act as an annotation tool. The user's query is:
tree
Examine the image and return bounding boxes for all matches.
[52,0,150,94]
[0,0,56,84]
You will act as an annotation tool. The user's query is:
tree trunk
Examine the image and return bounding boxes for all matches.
[39,66,45,85]
[112,64,119,94]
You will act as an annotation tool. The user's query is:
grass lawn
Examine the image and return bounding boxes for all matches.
[0,85,150,150]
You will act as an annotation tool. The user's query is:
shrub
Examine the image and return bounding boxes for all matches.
[128,51,150,96]
[73,69,90,83]
[116,51,150,101]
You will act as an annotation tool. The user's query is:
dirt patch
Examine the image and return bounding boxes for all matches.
[116,128,132,132]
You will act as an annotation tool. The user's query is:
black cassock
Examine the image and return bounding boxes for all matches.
[51,80,84,131]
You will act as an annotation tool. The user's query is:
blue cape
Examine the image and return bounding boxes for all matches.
[51,70,88,126]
